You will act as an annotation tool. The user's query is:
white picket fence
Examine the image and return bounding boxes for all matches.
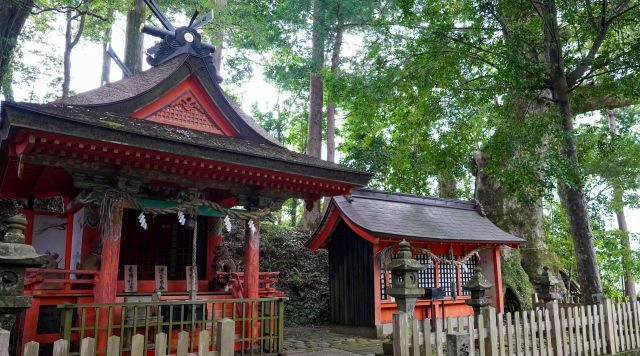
[1,318,235,356]
[393,298,640,356]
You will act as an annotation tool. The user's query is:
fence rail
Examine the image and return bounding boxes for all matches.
[393,298,640,355]
[2,319,235,356]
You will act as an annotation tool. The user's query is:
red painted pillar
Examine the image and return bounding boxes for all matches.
[243,218,260,299]
[372,244,382,328]
[493,246,504,313]
[94,199,124,349]
[206,217,223,283]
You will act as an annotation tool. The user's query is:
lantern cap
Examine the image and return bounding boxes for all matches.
[387,240,424,271]
[463,269,493,291]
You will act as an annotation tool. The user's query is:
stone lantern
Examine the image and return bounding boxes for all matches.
[463,268,493,316]
[535,266,561,303]
[0,214,42,330]
[386,240,425,320]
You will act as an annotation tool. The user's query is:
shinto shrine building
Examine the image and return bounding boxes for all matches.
[307,189,523,336]
[0,49,370,353]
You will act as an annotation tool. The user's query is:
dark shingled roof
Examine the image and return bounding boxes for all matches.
[49,55,281,146]
[0,101,371,185]
[323,189,523,244]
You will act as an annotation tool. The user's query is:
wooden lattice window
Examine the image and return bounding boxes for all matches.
[438,255,457,297]
[415,254,436,289]
[460,254,479,296]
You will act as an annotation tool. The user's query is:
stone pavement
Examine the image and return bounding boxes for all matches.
[282,326,383,355]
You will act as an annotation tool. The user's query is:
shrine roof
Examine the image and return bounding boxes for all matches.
[0,100,371,186]
[307,189,523,250]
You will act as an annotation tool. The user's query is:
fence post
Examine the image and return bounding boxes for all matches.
[604,298,617,354]
[0,329,9,356]
[482,307,498,356]
[217,318,234,356]
[60,304,74,342]
[80,337,95,356]
[393,312,409,356]
[53,339,69,356]
[155,332,167,356]
[545,302,562,355]
[198,330,210,356]
[176,331,189,356]
[106,335,120,356]
[23,341,39,356]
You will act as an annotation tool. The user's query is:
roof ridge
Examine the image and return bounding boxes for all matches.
[351,188,477,210]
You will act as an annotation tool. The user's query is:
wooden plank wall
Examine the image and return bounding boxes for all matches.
[328,222,375,326]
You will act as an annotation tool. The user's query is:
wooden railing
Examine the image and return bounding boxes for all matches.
[4,321,236,356]
[56,297,285,355]
[24,268,99,295]
[392,298,640,355]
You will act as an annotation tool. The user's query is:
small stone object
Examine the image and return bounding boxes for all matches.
[0,214,42,330]
[447,332,471,356]
[535,266,561,302]
[463,268,493,316]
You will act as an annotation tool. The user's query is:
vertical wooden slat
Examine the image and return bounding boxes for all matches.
[468,315,475,356]
[198,330,211,356]
[574,306,583,356]
[544,309,552,356]
[156,332,168,356]
[80,337,95,356]
[436,317,444,356]
[53,339,69,356]
[506,313,514,356]
[567,307,575,356]
[587,305,595,356]
[530,310,538,356]
[621,302,629,351]
[559,307,568,356]
[131,334,144,356]
[498,313,506,356]
[604,299,616,354]
[483,307,499,356]
[537,310,546,356]
[448,317,454,335]
[478,314,486,356]
[423,318,432,356]
[523,310,530,356]
[634,301,640,348]
[411,319,419,356]
[616,301,625,351]
[393,312,409,356]
[458,316,466,333]
[0,329,9,356]
[590,305,600,355]
[23,341,39,356]
[217,318,234,356]
[579,306,589,356]
[515,312,523,356]
[177,331,189,356]
[627,302,636,350]
[547,302,562,356]
[106,335,120,356]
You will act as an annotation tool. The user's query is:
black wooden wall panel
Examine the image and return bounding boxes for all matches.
[328,222,374,326]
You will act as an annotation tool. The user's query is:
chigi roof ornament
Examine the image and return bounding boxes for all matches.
[140,0,222,83]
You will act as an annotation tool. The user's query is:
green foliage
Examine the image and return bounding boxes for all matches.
[222,222,329,326]
[500,250,533,310]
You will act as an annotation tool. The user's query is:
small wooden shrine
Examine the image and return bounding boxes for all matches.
[0,5,371,352]
[306,189,523,337]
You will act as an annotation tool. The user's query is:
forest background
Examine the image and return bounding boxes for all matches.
[2,0,640,322]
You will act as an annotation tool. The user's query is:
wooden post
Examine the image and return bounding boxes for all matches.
[393,312,409,356]
[80,337,95,356]
[0,329,9,356]
[482,307,498,356]
[492,247,504,313]
[53,339,69,356]
[217,318,234,356]
[423,318,433,356]
[23,342,38,356]
[94,199,123,351]
[244,218,260,299]
[206,217,222,282]
[604,299,617,354]
[546,302,563,355]
[106,335,120,356]
[155,333,167,356]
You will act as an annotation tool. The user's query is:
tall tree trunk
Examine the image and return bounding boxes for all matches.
[63,11,86,98]
[290,198,298,226]
[437,171,457,199]
[0,0,33,96]
[100,10,114,86]
[326,8,343,164]
[607,110,636,298]
[2,65,14,101]
[299,0,326,231]
[212,0,227,71]
[124,0,145,76]
[539,0,602,302]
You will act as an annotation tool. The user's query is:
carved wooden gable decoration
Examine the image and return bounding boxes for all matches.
[132,75,238,136]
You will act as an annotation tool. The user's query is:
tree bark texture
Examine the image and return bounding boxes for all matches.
[299,0,326,231]
[211,0,227,71]
[100,10,114,86]
[607,110,636,298]
[437,171,457,199]
[0,0,33,97]
[539,0,603,302]
[63,11,86,98]
[326,7,343,164]
[124,0,145,76]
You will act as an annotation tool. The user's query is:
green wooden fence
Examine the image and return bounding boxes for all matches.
[56,297,285,355]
